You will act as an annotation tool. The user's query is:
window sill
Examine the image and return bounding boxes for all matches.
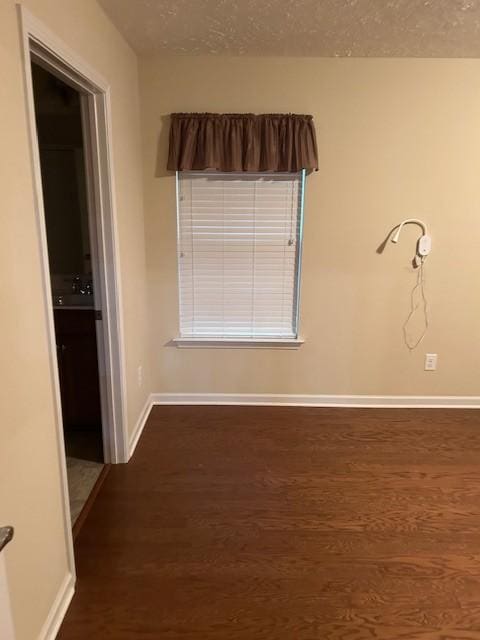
[172,337,305,350]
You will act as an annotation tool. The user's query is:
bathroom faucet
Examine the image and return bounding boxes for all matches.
[72,276,81,294]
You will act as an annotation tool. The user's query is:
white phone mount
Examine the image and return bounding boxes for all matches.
[417,234,432,257]
[391,218,431,262]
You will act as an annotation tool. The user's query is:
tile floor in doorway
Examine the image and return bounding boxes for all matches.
[66,457,103,525]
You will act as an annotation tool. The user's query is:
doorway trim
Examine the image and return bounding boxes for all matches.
[17,5,129,576]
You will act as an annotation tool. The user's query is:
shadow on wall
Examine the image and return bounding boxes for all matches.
[155,114,173,178]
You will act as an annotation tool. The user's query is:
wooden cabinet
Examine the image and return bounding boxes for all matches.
[54,309,102,431]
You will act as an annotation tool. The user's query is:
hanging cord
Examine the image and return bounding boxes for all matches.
[403,256,429,351]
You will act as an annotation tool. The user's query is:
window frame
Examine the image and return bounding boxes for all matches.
[173,170,306,349]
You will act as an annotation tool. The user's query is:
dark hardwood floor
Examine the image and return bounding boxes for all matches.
[58,406,480,639]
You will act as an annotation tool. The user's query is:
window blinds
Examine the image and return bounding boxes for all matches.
[177,171,304,339]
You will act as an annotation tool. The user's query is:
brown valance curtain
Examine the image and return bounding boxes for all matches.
[167,113,318,173]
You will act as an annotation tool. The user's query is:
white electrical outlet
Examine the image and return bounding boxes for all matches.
[424,353,438,371]
[137,365,143,387]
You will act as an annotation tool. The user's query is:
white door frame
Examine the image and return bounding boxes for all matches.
[17,5,129,575]
[0,529,15,640]
[0,556,14,640]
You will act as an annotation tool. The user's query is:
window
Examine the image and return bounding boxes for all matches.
[176,171,305,342]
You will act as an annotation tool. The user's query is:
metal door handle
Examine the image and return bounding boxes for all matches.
[0,527,14,553]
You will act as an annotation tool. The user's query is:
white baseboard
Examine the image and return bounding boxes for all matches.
[150,392,480,409]
[128,394,153,460]
[38,572,74,640]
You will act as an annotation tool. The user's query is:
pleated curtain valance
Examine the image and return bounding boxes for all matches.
[167,112,318,173]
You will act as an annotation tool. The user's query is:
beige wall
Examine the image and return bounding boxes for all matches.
[140,56,480,397]
[0,1,150,638]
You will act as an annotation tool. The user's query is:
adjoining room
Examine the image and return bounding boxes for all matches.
[31,62,106,528]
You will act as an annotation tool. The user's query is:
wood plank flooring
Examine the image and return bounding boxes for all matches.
[58,406,480,639]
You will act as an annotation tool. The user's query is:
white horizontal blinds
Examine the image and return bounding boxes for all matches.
[177,171,303,338]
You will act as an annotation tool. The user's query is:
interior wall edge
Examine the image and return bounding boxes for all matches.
[128,393,154,460]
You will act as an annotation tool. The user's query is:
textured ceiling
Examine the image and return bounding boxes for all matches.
[98,0,480,57]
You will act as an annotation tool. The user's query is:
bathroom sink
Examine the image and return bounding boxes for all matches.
[53,294,94,308]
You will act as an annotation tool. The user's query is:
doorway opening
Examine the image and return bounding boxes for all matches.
[19,8,129,576]
[31,63,105,526]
